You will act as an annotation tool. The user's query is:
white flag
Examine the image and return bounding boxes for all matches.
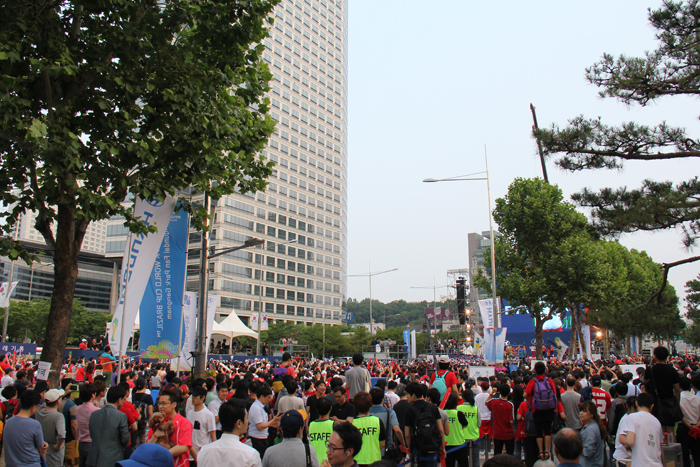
[108,195,177,356]
[0,281,19,308]
[206,294,219,341]
[250,312,268,331]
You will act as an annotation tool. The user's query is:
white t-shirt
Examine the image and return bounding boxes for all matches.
[613,413,632,460]
[187,406,217,458]
[475,392,492,421]
[621,411,663,467]
[208,398,224,431]
[0,374,13,388]
[627,382,640,397]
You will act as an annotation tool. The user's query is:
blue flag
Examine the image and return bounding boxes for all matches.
[139,210,188,359]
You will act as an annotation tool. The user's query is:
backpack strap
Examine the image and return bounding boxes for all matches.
[304,440,311,467]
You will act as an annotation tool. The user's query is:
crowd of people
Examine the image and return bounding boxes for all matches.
[0,344,695,467]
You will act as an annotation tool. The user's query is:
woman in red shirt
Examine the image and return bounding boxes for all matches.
[75,361,95,383]
[524,361,558,461]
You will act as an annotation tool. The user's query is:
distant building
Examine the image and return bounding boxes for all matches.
[467,230,500,328]
[0,241,118,313]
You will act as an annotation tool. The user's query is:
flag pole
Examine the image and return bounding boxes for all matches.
[116,231,134,380]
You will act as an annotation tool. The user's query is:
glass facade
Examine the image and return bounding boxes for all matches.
[204,0,348,327]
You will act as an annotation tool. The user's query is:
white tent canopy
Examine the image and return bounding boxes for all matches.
[211,310,258,340]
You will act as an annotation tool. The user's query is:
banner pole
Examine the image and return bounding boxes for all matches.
[117,231,134,379]
[175,213,191,376]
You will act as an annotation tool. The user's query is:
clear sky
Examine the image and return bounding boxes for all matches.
[345,1,700,311]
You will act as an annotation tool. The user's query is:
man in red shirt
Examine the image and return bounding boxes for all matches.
[147,388,192,467]
[589,375,611,425]
[524,361,558,461]
[429,356,459,401]
[486,384,515,455]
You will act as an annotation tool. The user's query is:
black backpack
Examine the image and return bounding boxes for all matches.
[410,404,442,456]
[3,399,18,423]
[524,402,536,436]
[133,398,148,430]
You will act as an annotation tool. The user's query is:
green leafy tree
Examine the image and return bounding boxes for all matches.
[542,235,610,360]
[0,0,279,384]
[534,0,700,288]
[587,244,683,357]
[474,178,589,359]
[5,298,107,345]
[683,274,700,345]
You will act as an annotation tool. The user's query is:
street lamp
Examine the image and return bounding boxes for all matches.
[423,149,500,329]
[348,265,398,334]
[194,232,264,375]
[254,238,297,356]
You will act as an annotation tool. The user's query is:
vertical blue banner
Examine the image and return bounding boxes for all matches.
[139,210,188,359]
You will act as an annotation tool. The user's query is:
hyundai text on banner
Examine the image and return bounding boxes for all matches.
[109,195,177,356]
[139,210,188,359]
[478,299,496,330]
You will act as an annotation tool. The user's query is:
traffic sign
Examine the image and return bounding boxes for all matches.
[346,312,354,322]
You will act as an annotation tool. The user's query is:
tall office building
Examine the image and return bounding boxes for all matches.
[241,0,348,327]
[467,230,500,326]
[105,0,349,328]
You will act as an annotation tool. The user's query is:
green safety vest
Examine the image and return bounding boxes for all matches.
[444,409,466,447]
[352,415,382,465]
[458,404,479,441]
[309,419,335,463]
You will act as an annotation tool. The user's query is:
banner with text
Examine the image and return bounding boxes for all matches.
[171,291,197,371]
[424,307,453,323]
[109,196,177,355]
[478,298,497,330]
[139,210,188,359]
[495,327,508,363]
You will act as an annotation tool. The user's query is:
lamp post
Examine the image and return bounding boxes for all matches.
[423,149,500,329]
[254,238,297,356]
[348,265,398,334]
[193,232,264,375]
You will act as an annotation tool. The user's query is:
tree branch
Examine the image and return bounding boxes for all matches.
[641,255,700,306]
[29,163,55,249]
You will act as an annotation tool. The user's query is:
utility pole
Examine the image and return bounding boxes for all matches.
[193,193,211,376]
[530,103,549,182]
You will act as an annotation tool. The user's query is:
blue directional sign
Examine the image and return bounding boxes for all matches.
[346,312,354,322]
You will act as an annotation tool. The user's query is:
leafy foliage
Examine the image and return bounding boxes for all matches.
[683,274,700,345]
[345,298,454,328]
[0,0,279,382]
[5,299,110,345]
[534,0,700,250]
[474,178,590,358]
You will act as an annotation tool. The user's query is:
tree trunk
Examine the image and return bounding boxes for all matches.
[569,308,578,361]
[40,204,82,388]
[535,311,543,359]
[577,313,588,360]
